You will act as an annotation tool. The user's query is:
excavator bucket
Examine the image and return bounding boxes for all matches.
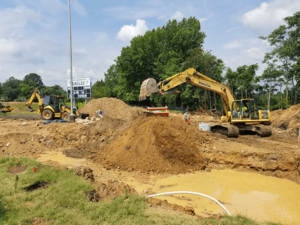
[139,78,160,101]
[26,105,35,112]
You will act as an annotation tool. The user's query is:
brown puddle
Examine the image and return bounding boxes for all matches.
[37,151,86,168]
[126,169,300,224]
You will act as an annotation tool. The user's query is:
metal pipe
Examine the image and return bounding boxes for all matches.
[146,191,231,216]
[68,0,73,115]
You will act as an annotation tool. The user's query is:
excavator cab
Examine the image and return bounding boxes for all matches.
[231,99,261,120]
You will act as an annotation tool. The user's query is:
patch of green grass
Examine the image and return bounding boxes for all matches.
[12,103,39,111]
[169,110,183,113]
[0,156,281,225]
[65,101,86,110]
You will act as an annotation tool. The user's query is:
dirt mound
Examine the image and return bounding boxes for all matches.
[79,98,145,120]
[95,116,211,174]
[271,104,300,131]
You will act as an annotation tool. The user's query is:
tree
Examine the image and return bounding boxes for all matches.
[40,85,65,96]
[260,11,300,106]
[2,77,22,101]
[115,17,206,103]
[259,63,282,110]
[23,73,44,89]
[91,80,105,99]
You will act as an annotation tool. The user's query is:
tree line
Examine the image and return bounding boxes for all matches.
[0,73,66,101]
[92,12,300,112]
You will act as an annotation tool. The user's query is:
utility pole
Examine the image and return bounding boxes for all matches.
[68,0,76,121]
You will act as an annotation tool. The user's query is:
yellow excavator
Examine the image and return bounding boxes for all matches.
[0,99,13,113]
[139,68,272,137]
[25,88,79,120]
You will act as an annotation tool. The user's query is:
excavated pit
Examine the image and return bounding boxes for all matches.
[24,181,49,192]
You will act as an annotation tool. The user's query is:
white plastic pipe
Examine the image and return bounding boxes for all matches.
[146,191,231,216]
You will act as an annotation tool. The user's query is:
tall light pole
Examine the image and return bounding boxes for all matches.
[68,0,74,116]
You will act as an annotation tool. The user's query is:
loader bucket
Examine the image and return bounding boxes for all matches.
[139,78,160,101]
[26,105,35,112]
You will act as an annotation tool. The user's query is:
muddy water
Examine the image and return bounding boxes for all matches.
[126,170,300,224]
[37,151,86,167]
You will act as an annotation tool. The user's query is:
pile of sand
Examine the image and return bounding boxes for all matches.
[94,116,211,174]
[271,104,300,130]
[79,98,145,120]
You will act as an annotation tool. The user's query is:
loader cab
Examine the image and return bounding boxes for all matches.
[231,99,259,120]
[43,95,65,113]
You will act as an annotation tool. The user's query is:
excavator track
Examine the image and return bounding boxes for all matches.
[254,125,272,137]
[211,124,239,138]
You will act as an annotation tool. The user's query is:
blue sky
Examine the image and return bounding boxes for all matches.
[0,0,299,89]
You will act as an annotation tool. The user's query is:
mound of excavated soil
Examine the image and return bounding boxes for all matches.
[271,104,300,130]
[79,98,145,120]
[95,116,211,174]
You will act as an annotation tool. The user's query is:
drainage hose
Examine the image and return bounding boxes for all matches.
[146,191,231,216]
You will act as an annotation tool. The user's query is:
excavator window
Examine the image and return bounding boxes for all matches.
[249,100,259,119]
[231,101,241,119]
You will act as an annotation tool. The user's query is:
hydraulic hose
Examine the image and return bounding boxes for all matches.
[146,191,231,216]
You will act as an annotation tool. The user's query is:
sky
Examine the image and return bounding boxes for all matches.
[0,0,299,89]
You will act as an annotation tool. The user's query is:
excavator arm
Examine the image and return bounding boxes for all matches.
[139,68,236,115]
[25,88,44,114]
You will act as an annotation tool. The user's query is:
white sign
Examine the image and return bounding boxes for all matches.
[67,77,92,99]
[67,78,91,87]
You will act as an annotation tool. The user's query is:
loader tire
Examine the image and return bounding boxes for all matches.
[61,112,69,120]
[42,109,54,120]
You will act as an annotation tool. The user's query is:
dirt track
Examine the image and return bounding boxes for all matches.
[1,99,300,222]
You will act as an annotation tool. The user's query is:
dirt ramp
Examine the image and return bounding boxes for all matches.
[271,104,300,131]
[97,116,211,174]
[79,98,144,120]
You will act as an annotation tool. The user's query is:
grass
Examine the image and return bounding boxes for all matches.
[65,102,86,110]
[0,156,281,225]
[11,103,39,112]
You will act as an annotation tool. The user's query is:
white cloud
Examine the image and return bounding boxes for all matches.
[223,40,244,50]
[227,27,239,32]
[242,0,300,34]
[0,6,40,37]
[0,38,45,64]
[171,11,184,21]
[72,0,87,16]
[117,19,148,42]
[200,18,207,22]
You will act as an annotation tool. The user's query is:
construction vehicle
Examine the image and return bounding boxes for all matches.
[0,99,13,113]
[139,68,272,137]
[25,88,79,120]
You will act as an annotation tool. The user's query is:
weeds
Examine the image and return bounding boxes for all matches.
[0,195,6,220]
[14,175,19,193]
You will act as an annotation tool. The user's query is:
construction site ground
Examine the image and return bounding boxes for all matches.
[1,99,300,224]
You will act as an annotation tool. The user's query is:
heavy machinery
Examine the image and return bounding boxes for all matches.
[26,88,79,120]
[139,68,272,137]
[0,99,13,113]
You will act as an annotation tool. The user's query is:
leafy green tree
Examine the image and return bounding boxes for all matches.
[260,11,300,106]
[40,85,65,96]
[91,80,105,99]
[23,73,44,89]
[19,80,37,99]
[2,77,22,101]
[259,63,282,110]
[115,17,206,104]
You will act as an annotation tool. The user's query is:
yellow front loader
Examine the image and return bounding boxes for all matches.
[0,99,13,113]
[139,68,272,137]
[25,88,79,120]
